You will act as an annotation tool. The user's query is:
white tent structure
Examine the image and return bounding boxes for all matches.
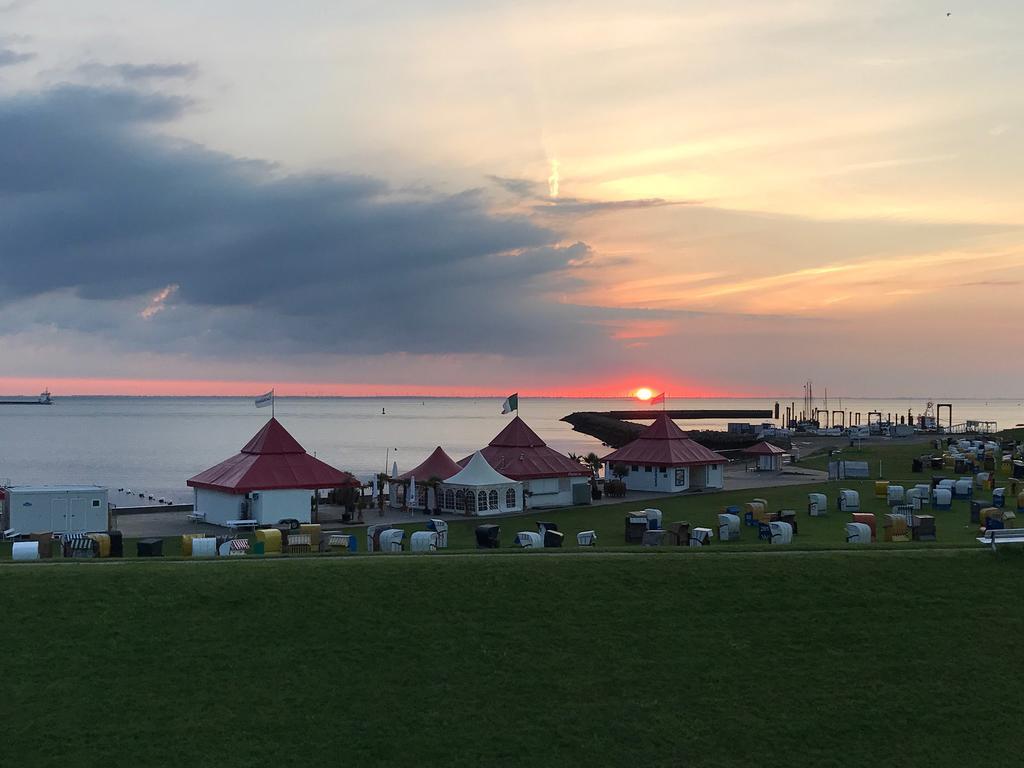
[439,451,523,516]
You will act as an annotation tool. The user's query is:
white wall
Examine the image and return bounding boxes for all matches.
[524,476,590,508]
[195,488,246,526]
[251,489,312,524]
[604,463,725,493]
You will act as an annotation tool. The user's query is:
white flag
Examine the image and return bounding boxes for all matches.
[255,390,274,408]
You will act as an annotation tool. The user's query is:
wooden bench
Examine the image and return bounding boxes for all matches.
[285,533,311,554]
[977,528,1024,551]
[186,511,207,524]
[225,519,259,532]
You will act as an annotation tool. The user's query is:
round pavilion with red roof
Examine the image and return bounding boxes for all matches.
[187,418,357,527]
[460,416,593,509]
[600,413,727,493]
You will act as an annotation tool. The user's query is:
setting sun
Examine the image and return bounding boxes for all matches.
[635,387,653,401]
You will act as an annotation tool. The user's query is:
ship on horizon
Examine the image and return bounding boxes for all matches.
[0,390,53,405]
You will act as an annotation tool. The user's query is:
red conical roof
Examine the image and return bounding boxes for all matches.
[601,414,724,467]
[397,446,463,482]
[489,416,547,448]
[459,416,591,480]
[638,413,691,440]
[188,418,358,493]
[241,418,306,454]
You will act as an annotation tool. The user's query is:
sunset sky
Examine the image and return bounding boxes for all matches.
[0,1,1021,397]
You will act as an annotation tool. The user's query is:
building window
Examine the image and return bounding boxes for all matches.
[455,490,465,510]
[645,465,652,473]
[465,492,476,513]
[488,489,498,509]
[418,487,427,507]
[478,491,488,511]
[505,488,516,508]
[91,499,100,507]
[631,465,639,472]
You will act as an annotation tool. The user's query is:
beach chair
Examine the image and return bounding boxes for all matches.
[228,538,250,556]
[884,514,910,542]
[769,521,793,545]
[3,528,20,541]
[543,529,564,548]
[624,514,647,544]
[886,485,905,506]
[953,479,973,500]
[576,530,597,547]
[845,522,871,544]
[514,531,543,549]
[667,521,690,546]
[644,509,663,530]
[410,531,439,552]
[808,493,827,517]
[377,529,404,553]
[327,533,357,552]
[838,489,860,513]
[717,513,740,542]
[536,521,559,537]
[475,524,500,549]
[427,519,449,548]
[641,529,667,547]
[11,541,40,561]
[757,522,773,542]
[851,513,876,542]
[931,488,952,511]
[191,537,217,558]
[690,527,713,547]
[993,488,1006,508]
[912,515,936,541]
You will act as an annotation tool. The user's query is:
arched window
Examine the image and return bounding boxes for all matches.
[455,489,464,510]
[417,487,427,507]
[465,491,476,513]
[505,487,516,508]
[478,491,488,511]
[445,489,455,510]
[488,489,498,509]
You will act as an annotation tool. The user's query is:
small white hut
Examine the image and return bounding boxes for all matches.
[744,441,786,471]
[439,451,523,516]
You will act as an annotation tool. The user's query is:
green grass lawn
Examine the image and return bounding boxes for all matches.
[1,551,1023,767]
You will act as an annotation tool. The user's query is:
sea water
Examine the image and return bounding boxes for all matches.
[0,396,1019,503]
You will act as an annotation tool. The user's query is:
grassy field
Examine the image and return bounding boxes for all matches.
[1,550,1023,767]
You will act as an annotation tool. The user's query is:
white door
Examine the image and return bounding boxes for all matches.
[70,498,85,532]
[51,498,69,532]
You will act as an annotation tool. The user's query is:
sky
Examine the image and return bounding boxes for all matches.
[0,0,1022,398]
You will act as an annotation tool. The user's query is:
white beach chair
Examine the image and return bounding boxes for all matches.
[769,521,793,545]
[576,530,597,547]
[717,513,741,542]
[427,519,448,548]
[410,531,439,552]
[514,531,543,549]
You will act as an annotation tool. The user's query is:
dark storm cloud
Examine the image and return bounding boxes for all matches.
[76,61,199,82]
[0,47,33,66]
[0,84,614,358]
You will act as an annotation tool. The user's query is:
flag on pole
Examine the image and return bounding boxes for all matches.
[255,390,274,408]
[650,392,665,406]
[501,393,519,414]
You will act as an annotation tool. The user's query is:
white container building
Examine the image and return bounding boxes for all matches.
[2,485,109,534]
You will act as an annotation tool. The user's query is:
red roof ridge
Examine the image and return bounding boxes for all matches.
[241,417,306,455]
[489,416,547,447]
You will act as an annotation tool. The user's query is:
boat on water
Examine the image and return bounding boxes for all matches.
[0,390,53,405]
